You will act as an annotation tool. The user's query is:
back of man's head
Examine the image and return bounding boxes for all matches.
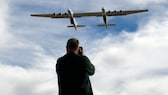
[66,38,79,52]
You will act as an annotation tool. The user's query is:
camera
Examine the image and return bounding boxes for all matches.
[78,46,83,55]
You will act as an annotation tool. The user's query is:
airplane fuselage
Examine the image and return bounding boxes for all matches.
[102,8,108,28]
[67,9,78,30]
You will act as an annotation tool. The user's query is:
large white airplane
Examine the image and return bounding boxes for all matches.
[31,8,148,30]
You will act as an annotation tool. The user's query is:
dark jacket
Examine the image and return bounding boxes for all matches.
[56,53,95,95]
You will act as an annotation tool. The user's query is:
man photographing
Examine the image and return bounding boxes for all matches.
[56,38,95,95]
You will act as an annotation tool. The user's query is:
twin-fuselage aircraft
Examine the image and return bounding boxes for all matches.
[31,8,148,30]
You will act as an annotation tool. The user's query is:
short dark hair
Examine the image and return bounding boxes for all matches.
[66,38,79,49]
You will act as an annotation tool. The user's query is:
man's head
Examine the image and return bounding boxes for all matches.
[66,38,79,54]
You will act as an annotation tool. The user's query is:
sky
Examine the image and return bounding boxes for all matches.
[0,0,168,95]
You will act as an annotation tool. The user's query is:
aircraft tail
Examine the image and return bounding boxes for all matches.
[98,24,116,26]
[67,25,85,27]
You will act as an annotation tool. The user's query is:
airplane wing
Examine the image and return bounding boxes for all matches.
[31,9,148,18]
[73,12,102,17]
[73,9,148,17]
[31,12,102,18]
[106,9,148,16]
[31,13,69,18]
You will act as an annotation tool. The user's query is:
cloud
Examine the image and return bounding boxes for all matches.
[0,63,57,95]
[88,5,168,95]
[130,0,167,5]
[0,0,13,48]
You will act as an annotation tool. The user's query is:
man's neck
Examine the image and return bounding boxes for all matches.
[67,49,78,54]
